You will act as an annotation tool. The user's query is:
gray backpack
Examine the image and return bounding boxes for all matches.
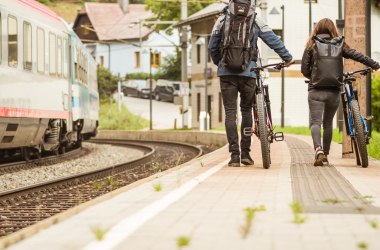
[220,0,257,72]
[311,36,344,88]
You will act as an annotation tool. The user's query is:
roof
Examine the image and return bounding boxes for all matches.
[83,3,155,41]
[176,0,228,27]
[15,0,64,24]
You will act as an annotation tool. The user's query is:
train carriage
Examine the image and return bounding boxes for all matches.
[0,0,99,159]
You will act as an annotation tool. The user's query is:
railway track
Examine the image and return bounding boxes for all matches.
[0,139,202,237]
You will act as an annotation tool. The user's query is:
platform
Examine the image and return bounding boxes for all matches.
[3,134,380,250]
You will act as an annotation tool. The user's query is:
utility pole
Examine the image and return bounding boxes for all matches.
[181,0,189,128]
[342,0,368,157]
[365,0,372,136]
[336,0,344,132]
[258,0,268,65]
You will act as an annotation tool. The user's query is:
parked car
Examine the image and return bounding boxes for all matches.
[154,80,180,102]
[122,79,156,98]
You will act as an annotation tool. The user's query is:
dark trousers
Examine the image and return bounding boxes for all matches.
[220,75,256,155]
[308,89,340,155]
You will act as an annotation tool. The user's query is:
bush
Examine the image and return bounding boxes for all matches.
[125,72,158,80]
[98,67,119,100]
[371,75,380,131]
[99,100,149,130]
[37,0,50,4]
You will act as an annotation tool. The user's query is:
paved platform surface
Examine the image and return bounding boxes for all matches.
[4,135,380,250]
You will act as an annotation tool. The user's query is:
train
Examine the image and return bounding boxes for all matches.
[0,0,99,160]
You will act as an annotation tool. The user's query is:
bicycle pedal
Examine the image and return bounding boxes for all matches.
[243,127,254,137]
[364,115,374,121]
[274,132,284,142]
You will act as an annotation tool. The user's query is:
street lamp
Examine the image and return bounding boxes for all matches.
[195,37,208,131]
[143,48,156,130]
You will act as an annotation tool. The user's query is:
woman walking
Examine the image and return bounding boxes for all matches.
[301,18,379,166]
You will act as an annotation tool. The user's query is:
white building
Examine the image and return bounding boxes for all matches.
[73,0,179,78]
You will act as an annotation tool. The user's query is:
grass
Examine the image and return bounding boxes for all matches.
[48,2,83,22]
[321,198,345,205]
[99,100,149,130]
[357,242,368,249]
[91,226,109,241]
[289,201,307,224]
[153,182,162,192]
[278,126,380,160]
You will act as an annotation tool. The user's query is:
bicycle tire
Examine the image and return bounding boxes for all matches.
[256,93,271,169]
[352,138,361,166]
[351,100,368,168]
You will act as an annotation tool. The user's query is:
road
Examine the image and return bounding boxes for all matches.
[119,95,191,130]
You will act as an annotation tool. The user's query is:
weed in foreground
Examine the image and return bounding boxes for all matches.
[176,236,191,249]
[240,205,266,239]
[367,218,378,229]
[321,198,345,205]
[200,160,205,168]
[92,181,103,191]
[153,182,163,192]
[357,241,368,249]
[91,226,109,241]
[290,201,307,224]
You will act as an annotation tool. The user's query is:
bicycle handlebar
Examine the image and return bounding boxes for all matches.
[343,68,371,78]
[250,62,285,72]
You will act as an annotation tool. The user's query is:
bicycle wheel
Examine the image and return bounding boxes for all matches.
[351,100,368,168]
[256,93,271,169]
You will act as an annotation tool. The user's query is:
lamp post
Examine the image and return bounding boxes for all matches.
[195,37,208,131]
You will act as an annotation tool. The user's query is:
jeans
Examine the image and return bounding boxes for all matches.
[220,75,256,155]
[308,89,340,155]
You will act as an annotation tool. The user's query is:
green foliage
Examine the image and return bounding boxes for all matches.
[37,0,50,4]
[98,67,119,100]
[99,100,149,130]
[153,182,162,192]
[290,201,307,224]
[125,72,153,80]
[357,242,368,249]
[157,49,182,81]
[145,0,217,30]
[240,205,266,239]
[368,131,380,159]
[371,76,380,131]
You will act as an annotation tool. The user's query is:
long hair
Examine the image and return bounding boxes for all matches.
[305,18,341,49]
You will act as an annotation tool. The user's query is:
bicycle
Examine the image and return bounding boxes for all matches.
[341,68,372,168]
[243,62,285,169]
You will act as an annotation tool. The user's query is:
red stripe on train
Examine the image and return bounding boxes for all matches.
[0,107,70,120]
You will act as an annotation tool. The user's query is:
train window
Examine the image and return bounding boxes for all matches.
[37,28,45,73]
[63,38,68,78]
[49,33,56,75]
[23,22,32,71]
[0,12,2,63]
[57,37,62,77]
[8,16,18,67]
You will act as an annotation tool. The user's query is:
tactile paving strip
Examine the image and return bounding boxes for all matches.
[287,136,380,214]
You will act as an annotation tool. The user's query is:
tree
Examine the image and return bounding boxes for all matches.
[157,49,181,80]
[145,0,217,24]
[98,67,119,100]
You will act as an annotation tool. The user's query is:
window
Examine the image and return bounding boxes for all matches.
[49,33,56,75]
[197,93,201,122]
[151,52,161,68]
[135,51,140,68]
[8,16,18,67]
[197,44,201,64]
[23,22,32,70]
[63,38,68,78]
[0,12,2,63]
[100,55,104,68]
[37,28,45,73]
[57,37,62,77]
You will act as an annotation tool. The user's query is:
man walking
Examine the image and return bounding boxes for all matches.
[208,0,294,167]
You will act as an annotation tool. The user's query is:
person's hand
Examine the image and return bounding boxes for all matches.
[284,59,295,67]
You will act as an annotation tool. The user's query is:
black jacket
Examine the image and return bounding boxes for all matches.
[301,34,380,91]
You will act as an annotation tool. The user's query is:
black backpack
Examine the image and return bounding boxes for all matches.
[220,0,257,72]
[311,35,344,88]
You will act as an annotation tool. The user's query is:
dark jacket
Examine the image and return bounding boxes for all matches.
[208,13,293,78]
[301,34,380,91]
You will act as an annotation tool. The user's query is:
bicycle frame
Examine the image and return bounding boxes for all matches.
[341,74,369,138]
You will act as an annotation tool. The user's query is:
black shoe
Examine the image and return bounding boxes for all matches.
[314,149,325,166]
[228,154,240,167]
[241,152,254,166]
